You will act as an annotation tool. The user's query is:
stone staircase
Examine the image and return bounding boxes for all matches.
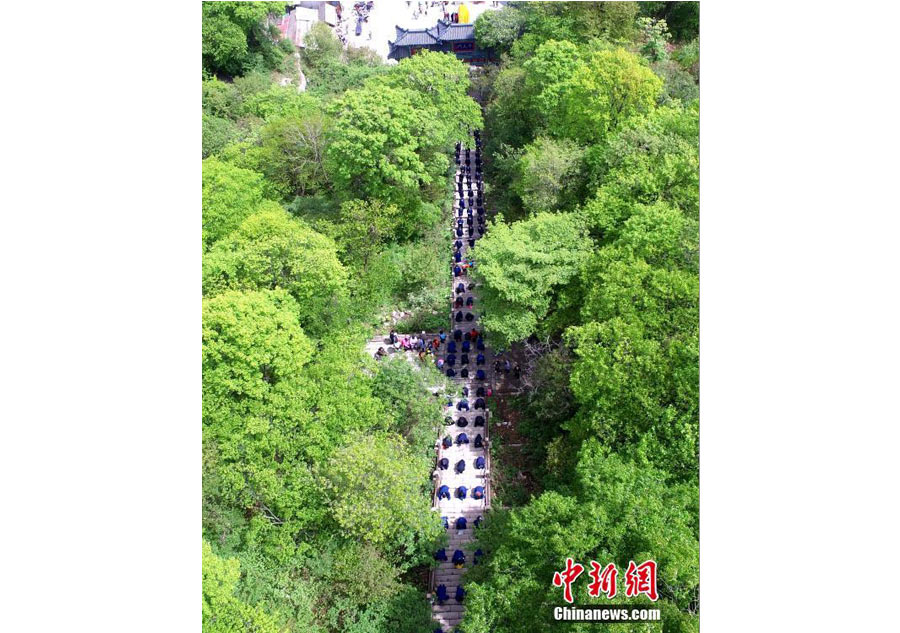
[430,132,490,633]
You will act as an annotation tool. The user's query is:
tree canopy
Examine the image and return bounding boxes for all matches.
[202,207,347,335]
[200,4,700,632]
[473,212,593,347]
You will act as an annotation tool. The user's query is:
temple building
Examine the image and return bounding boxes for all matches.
[387,19,495,64]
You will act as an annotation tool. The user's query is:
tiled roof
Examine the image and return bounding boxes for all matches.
[390,18,475,50]
[394,30,440,46]
[434,19,475,41]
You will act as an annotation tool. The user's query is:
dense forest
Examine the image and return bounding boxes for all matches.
[202,2,699,632]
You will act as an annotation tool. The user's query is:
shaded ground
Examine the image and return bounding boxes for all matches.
[488,393,543,507]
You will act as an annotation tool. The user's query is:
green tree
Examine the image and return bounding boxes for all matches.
[321,433,443,561]
[641,2,699,42]
[300,21,344,76]
[202,540,279,633]
[381,50,483,153]
[202,290,317,535]
[474,5,527,52]
[462,445,698,633]
[513,136,584,212]
[557,48,662,143]
[582,103,699,236]
[523,39,583,133]
[565,202,699,479]
[638,17,672,61]
[241,85,321,121]
[245,113,330,198]
[203,113,241,158]
[333,198,403,271]
[202,2,286,77]
[202,157,268,249]
[372,357,445,453]
[202,13,249,77]
[202,207,347,335]
[325,84,431,209]
[473,212,592,347]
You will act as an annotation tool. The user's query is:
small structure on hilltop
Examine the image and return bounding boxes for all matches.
[387,19,495,64]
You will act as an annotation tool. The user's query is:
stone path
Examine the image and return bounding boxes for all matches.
[430,131,490,633]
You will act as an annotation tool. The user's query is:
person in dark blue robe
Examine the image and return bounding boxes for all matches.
[474,549,483,565]
[456,416,467,427]
[456,433,469,445]
[473,486,485,500]
[456,486,467,499]
[462,340,471,353]
[455,586,465,603]
[474,434,483,449]
[436,584,449,603]
[475,456,485,469]
[457,399,469,411]
[461,353,469,365]
[460,367,469,378]
[442,436,452,449]
[476,353,485,366]
[474,415,485,427]
[439,457,449,470]
[475,369,486,380]
[475,398,486,409]
[438,485,450,500]
[434,548,448,561]
[455,517,467,530]
[452,549,465,567]
[455,459,465,473]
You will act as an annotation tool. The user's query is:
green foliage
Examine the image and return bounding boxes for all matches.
[473,212,593,346]
[557,48,663,144]
[514,136,584,212]
[462,445,697,633]
[241,85,321,120]
[203,207,347,335]
[202,289,316,538]
[673,38,700,81]
[583,103,699,236]
[474,5,527,52]
[523,39,583,132]
[325,84,432,209]
[641,1,699,42]
[381,51,483,153]
[203,78,243,119]
[638,17,672,62]
[652,60,699,105]
[372,357,445,453]
[200,4,700,630]
[203,541,279,633]
[325,53,481,214]
[238,113,330,199]
[332,198,403,271]
[202,157,268,249]
[202,2,287,77]
[300,21,344,75]
[203,113,241,158]
[321,433,443,562]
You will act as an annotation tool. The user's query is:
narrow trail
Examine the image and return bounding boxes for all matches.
[429,131,490,632]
